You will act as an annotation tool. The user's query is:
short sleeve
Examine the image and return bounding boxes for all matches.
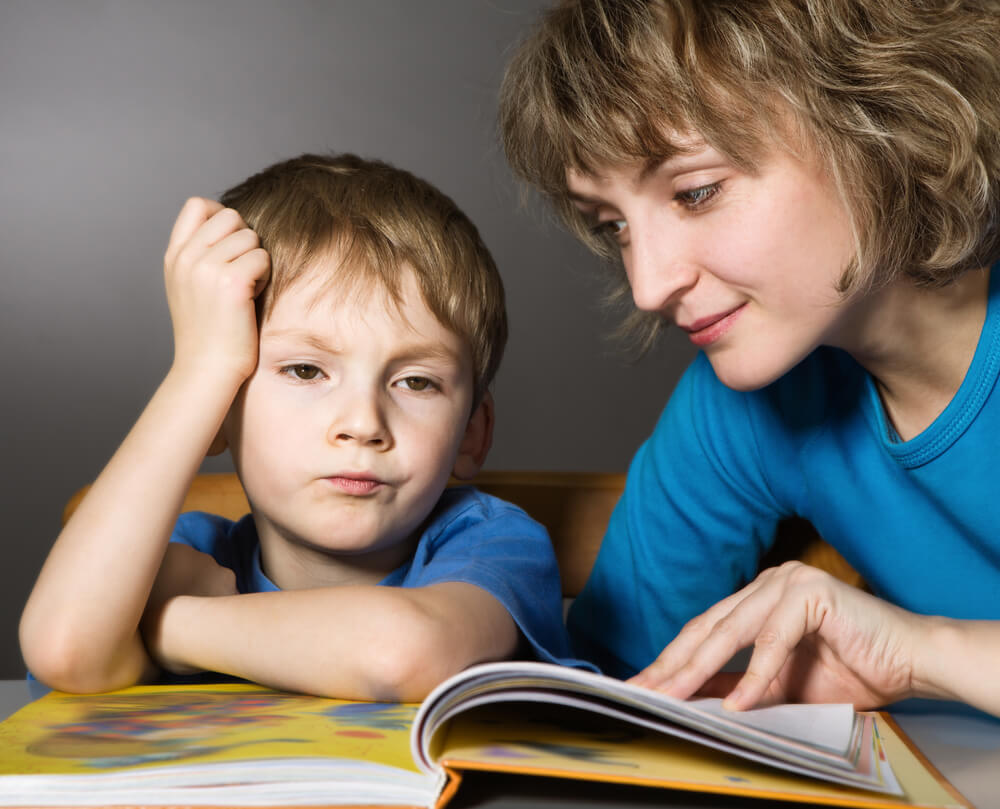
[384,487,593,670]
[568,354,787,677]
[170,511,268,594]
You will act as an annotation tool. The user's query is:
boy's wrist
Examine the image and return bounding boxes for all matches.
[168,355,251,395]
[144,594,210,677]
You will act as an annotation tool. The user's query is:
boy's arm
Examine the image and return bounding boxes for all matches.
[19,198,269,693]
[143,583,519,700]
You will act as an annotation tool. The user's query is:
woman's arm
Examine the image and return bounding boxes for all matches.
[630,561,1000,718]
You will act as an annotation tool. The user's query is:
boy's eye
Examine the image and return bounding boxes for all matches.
[281,364,322,381]
[397,376,434,392]
[674,181,721,209]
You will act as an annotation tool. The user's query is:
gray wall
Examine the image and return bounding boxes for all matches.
[0,1,695,678]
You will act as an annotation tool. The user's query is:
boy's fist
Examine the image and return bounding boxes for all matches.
[164,197,271,384]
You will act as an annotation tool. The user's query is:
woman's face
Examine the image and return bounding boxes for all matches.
[566,135,858,391]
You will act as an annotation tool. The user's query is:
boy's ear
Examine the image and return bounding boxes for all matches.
[206,428,228,457]
[452,392,494,481]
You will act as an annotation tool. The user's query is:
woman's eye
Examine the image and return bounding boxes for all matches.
[398,376,434,392]
[591,218,628,238]
[674,182,721,209]
[281,364,322,381]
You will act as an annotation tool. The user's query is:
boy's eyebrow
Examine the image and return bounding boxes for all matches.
[260,328,339,354]
[390,344,465,370]
[261,327,463,367]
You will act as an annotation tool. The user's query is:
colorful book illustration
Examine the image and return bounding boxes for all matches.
[0,661,970,808]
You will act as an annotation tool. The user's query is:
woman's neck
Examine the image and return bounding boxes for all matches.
[837,267,991,441]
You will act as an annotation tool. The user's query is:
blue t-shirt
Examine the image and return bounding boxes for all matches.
[172,485,587,671]
[569,264,1000,678]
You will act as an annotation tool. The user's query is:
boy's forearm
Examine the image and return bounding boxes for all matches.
[19,365,242,692]
[152,584,518,700]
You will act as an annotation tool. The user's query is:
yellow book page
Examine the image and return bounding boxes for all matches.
[0,683,420,777]
[436,705,968,809]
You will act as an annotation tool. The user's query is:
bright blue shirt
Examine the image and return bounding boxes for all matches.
[569,265,1000,678]
[172,485,586,670]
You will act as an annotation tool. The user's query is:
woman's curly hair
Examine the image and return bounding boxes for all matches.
[500,0,1000,347]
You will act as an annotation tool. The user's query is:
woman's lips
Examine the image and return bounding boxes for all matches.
[681,304,746,347]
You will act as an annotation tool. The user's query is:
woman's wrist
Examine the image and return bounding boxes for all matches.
[908,614,966,702]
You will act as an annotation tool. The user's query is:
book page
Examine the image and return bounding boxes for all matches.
[689,697,856,754]
[0,683,442,808]
[437,704,967,809]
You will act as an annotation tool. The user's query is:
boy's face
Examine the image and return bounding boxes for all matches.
[222,261,489,589]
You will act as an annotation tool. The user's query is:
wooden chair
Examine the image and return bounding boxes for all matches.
[64,470,864,595]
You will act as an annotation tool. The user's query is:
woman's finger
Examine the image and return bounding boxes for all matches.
[722,568,837,709]
[656,571,798,700]
[630,565,783,691]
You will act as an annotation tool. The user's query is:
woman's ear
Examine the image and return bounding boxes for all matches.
[452,391,495,481]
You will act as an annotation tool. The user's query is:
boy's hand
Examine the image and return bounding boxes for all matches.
[164,197,271,385]
[141,543,238,676]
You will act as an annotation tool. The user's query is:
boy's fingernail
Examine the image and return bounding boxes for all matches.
[722,688,743,710]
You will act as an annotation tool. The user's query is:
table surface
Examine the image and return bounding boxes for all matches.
[1,680,997,809]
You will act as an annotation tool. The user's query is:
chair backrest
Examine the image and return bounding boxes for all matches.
[63,470,864,596]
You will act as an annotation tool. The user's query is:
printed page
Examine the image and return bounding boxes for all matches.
[415,661,861,771]
[0,683,441,808]
[435,704,966,809]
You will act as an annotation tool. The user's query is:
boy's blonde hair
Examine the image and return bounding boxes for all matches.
[220,153,507,404]
[500,0,1000,345]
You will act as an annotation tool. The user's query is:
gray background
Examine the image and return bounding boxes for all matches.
[0,1,694,679]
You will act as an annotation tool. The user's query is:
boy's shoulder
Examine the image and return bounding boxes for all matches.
[433,484,541,523]
[392,484,552,580]
[417,484,548,550]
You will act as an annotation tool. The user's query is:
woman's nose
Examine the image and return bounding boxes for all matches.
[625,229,699,314]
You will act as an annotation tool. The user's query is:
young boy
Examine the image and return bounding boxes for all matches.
[20,153,579,700]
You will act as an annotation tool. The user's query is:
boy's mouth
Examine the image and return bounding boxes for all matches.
[324,475,383,495]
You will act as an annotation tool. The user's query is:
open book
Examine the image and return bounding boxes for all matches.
[0,661,969,808]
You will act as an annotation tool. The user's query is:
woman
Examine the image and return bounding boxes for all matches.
[499,0,1000,716]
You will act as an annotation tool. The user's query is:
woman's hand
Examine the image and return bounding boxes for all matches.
[164,197,270,385]
[629,562,923,710]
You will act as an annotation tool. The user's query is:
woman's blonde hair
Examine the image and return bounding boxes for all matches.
[500,0,1000,345]
[220,153,507,404]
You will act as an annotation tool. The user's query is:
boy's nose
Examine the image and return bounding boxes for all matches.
[327,390,391,449]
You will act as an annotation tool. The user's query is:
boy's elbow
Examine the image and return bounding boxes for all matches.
[356,610,473,701]
[20,616,147,694]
